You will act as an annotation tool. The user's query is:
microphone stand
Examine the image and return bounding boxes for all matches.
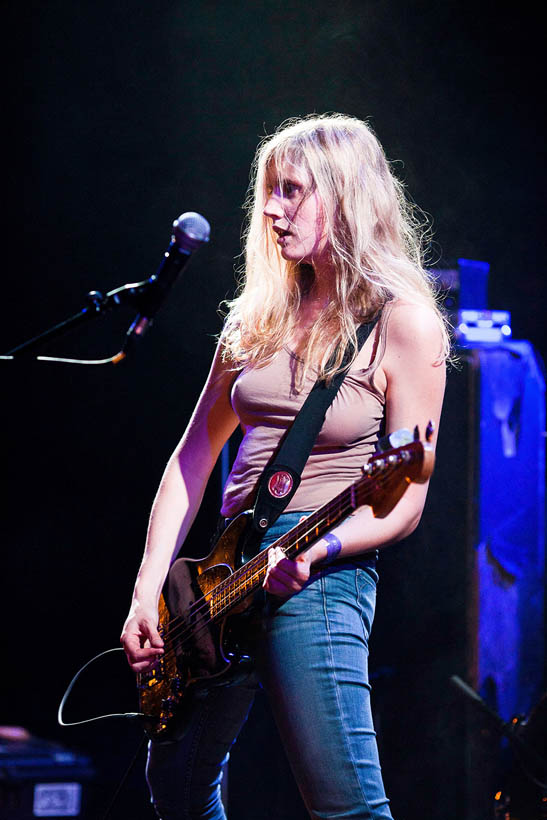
[450,676,547,783]
[3,276,162,366]
[3,211,210,366]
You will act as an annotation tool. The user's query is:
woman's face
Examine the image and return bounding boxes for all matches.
[263,161,329,268]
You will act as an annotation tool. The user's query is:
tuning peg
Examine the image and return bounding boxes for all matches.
[375,427,413,453]
[425,420,435,442]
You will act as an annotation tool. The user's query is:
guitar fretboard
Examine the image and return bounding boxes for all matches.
[208,444,418,618]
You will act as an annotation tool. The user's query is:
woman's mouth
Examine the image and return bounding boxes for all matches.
[274,228,290,244]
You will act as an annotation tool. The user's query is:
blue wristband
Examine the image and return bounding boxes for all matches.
[322,533,342,564]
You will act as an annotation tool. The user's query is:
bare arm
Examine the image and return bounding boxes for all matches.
[121,342,239,670]
[265,302,446,595]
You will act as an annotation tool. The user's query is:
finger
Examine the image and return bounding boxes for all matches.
[265,548,290,578]
[147,625,164,649]
[130,656,162,673]
[274,557,310,585]
[285,556,309,576]
[264,563,304,595]
[136,619,164,650]
[271,564,304,588]
[264,547,311,595]
[121,633,142,656]
[136,645,165,659]
[267,548,304,579]
[122,635,164,664]
[267,546,285,569]
[125,646,163,671]
[264,561,291,595]
[263,574,294,597]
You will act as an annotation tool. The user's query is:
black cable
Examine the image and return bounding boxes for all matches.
[100,734,148,820]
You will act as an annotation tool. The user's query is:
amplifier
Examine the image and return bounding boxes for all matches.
[0,728,95,820]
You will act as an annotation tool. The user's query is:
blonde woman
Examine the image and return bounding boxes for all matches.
[121,114,447,819]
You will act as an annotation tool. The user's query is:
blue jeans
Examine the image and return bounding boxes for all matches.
[146,512,393,820]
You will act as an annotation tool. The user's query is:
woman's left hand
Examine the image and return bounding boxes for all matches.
[263,547,316,597]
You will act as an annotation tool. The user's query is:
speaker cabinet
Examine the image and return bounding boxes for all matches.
[371,341,545,820]
[227,341,545,820]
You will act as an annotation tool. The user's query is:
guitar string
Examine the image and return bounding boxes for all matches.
[175,456,405,621]
[140,459,420,711]
[157,471,382,652]
[152,460,407,661]
[156,459,406,655]
[156,459,406,659]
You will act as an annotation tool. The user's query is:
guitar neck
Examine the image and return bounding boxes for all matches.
[272,484,357,562]
[208,489,354,618]
[211,462,386,613]
[208,439,429,618]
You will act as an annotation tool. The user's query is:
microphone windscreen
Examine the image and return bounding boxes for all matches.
[173,212,211,251]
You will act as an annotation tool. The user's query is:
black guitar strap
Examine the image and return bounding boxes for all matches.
[249,314,382,539]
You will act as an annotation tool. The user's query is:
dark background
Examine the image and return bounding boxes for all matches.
[2,1,544,818]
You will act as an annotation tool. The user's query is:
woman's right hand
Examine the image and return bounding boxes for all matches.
[120,603,164,673]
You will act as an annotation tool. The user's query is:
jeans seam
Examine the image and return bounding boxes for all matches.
[356,567,378,595]
[321,572,375,818]
[182,695,223,820]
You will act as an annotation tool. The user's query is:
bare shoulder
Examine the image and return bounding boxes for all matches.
[182,337,240,453]
[204,337,241,389]
[384,300,445,366]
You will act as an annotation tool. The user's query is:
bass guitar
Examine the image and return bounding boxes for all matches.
[138,431,435,742]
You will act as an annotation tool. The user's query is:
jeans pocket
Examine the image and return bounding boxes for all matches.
[356,565,379,594]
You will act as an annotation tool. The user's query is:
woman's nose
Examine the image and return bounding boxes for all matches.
[263,194,284,220]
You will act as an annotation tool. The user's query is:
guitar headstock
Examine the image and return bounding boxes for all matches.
[361,426,436,517]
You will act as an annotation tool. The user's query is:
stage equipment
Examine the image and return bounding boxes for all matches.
[451,678,547,818]
[429,257,490,312]
[0,729,95,820]
[369,337,545,820]
[493,690,547,819]
[430,258,513,343]
[455,309,512,344]
[2,211,210,365]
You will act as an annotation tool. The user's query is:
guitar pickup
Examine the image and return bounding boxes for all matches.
[139,663,165,689]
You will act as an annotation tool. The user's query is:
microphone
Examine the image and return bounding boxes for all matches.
[124,211,210,346]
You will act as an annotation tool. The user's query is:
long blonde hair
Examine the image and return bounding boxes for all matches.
[222,113,448,381]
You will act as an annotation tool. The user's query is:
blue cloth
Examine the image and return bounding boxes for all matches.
[146,512,393,820]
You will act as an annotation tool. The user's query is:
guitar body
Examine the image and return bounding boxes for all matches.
[136,435,435,743]
[138,511,259,743]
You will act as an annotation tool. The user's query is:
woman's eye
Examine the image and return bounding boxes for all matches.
[266,180,300,198]
[282,182,298,197]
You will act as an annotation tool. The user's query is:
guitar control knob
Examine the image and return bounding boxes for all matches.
[161,697,176,715]
[171,678,183,696]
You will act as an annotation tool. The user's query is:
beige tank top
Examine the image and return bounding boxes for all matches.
[220,312,389,517]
